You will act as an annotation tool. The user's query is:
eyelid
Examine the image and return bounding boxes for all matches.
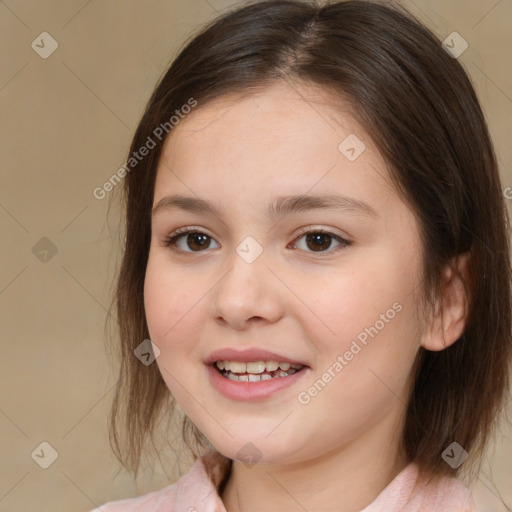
[165,225,349,240]
[170,225,213,237]
[293,225,349,240]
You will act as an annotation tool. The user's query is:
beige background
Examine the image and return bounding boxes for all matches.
[1,0,511,510]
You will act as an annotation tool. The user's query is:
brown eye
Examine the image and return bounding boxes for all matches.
[184,233,212,251]
[164,230,220,252]
[164,227,351,255]
[292,229,351,254]
[305,233,333,251]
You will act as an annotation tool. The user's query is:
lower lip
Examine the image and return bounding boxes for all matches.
[206,364,309,402]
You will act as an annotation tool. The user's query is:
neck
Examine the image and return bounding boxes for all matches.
[221,411,409,512]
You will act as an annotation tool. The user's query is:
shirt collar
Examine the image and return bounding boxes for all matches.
[173,449,473,512]
[174,449,231,512]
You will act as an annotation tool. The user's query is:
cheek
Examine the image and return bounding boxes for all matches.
[143,254,202,345]
[291,264,396,341]
[295,249,423,366]
[144,257,206,402]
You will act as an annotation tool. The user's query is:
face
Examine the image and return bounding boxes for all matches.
[144,81,426,466]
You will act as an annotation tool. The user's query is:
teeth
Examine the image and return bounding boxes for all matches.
[215,359,305,382]
[220,368,299,382]
[228,361,247,373]
[215,359,303,374]
[246,361,265,374]
[265,360,279,371]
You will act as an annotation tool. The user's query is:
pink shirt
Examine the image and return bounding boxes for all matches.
[91,450,476,511]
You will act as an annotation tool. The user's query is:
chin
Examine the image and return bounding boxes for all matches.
[207,434,304,467]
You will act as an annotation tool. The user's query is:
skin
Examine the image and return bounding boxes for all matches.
[143,80,468,512]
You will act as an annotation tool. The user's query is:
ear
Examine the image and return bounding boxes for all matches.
[420,253,470,352]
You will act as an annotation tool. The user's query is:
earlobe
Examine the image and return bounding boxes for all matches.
[420,253,470,352]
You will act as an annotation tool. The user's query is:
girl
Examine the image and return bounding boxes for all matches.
[92,1,511,510]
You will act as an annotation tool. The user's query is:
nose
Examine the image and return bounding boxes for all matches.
[208,246,285,330]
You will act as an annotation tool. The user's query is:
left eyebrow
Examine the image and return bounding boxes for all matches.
[152,193,379,219]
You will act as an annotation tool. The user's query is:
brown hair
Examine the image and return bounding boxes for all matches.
[107,0,512,483]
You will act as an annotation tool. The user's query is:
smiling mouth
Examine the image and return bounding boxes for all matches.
[214,360,305,382]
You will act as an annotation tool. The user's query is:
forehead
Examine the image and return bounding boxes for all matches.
[166,81,361,148]
[154,81,397,216]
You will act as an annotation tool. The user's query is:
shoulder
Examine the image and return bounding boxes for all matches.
[87,480,179,512]
[364,463,477,512]
[87,458,201,512]
[429,473,477,511]
[404,466,477,512]
[88,450,230,512]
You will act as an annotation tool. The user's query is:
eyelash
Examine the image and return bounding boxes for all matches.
[163,226,352,255]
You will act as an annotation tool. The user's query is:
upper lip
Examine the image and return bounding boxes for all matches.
[205,348,309,366]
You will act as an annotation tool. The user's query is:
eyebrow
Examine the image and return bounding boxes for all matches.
[152,193,378,220]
